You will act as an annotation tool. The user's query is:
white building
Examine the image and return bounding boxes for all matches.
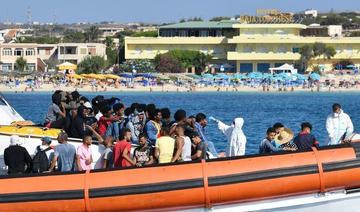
[0,42,107,72]
[305,9,318,18]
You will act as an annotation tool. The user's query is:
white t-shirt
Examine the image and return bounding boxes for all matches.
[181,136,192,161]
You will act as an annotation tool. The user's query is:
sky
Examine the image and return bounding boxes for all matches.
[1,0,360,24]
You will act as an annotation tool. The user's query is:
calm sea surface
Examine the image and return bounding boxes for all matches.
[3,91,360,155]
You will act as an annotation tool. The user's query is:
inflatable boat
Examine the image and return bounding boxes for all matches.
[2,94,360,211]
[1,143,360,211]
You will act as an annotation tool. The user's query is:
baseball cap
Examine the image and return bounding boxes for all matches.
[41,136,52,145]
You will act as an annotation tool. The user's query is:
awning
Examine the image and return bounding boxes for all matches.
[57,62,77,71]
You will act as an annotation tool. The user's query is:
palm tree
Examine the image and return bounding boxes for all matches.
[324,46,336,59]
[312,42,326,58]
[85,26,100,42]
[299,44,314,72]
[15,57,27,72]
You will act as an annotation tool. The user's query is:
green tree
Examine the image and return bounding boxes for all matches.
[63,30,86,42]
[17,36,60,44]
[154,50,212,73]
[154,54,184,73]
[85,25,100,42]
[118,59,155,73]
[116,30,136,63]
[209,16,231,21]
[132,31,158,37]
[187,17,203,22]
[15,57,27,72]
[104,37,118,66]
[312,42,326,58]
[299,44,314,72]
[324,46,336,60]
[78,56,106,74]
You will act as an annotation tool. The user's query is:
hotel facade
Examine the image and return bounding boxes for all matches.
[0,43,106,72]
[125,21,360,73]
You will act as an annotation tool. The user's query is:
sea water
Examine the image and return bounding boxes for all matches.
[3,91,360,155]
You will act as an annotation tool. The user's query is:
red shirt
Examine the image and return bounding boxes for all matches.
[97,116,112,136]
[113,140,132,167]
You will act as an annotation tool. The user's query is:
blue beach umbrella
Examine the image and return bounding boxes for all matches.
[202,73,215,80]
[120,73,134,78]
[214,73,229,80]
[310,73,321,81]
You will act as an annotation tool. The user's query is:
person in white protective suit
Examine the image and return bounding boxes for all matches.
[210,116,247,156]
[326,103,354,145]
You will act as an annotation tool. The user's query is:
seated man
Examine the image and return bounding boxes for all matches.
[259,127,280,154]
[133,134,154,167]
[293,122,319,151]
[190,132,206,160]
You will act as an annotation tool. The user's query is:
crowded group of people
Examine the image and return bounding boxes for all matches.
[3,89,355,175]
[259,103,354,154]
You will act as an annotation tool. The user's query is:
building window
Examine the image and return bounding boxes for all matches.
[243,46,253,53]
[26,63,36,71]
[257,63,270,73]
[278,46,287,53]
[292,47,300,53]
[2,63,12,71]
[2,48,12,56]
[240,63,253,73]
[80,48,87,54]
[258,47,268,53]
[179,30,187,37]
[25,48,35,56]
[200,30,209,37]
[88,47,96,55]
[14,48,23,56]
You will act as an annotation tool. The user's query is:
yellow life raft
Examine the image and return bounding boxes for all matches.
[0,126,61,138]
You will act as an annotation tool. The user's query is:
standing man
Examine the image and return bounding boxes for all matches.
[49,132,76,172]
[194,113,218,157]
[211,117,247,156]
[326,103,354,145]
[4,135,32,175]
[113,129,136,168]
[76,135,93,171]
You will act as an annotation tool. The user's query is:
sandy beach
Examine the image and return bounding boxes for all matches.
[1,82,360,93]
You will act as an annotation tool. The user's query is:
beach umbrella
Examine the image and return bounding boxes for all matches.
[87,73,106,80]
[67,74,84,79]
[231,73,246,80]
[309,73,321,81]
[202,73,214,80]
[347,64,355,69]
[293,73,307,81]
[143,73,156,79]
[247,72,263,79]
[214,73,229,80]
[191,74,201,79]
[105,74,120,80]
[57,62,77,71]
[119,73,134,78]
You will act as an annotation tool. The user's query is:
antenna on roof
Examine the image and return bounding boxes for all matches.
[26,6,32,28]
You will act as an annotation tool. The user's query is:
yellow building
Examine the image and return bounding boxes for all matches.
[125,20,360,73]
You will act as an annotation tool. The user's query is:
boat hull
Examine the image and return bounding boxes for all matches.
[1,143,360,211]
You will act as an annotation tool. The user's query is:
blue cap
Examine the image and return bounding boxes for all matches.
[41,136,52,144]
